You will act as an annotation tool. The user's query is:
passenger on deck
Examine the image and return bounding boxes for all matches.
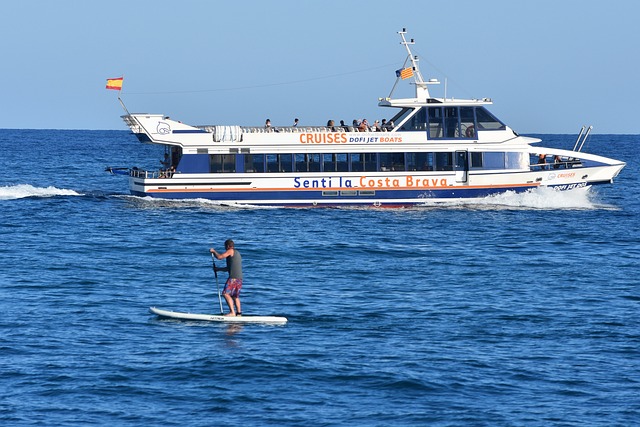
[381,119,387,131]
[340,120,349,131]
[538,154,547,170]
[383,120,394,131]
[352,119,360,131]
[265,119,279,133]
[373,120,382,132]
[160,153,170,169]
[553,155,563,169]
[359,119,369,132]
[292,118,299,127]
[327,120,336,131]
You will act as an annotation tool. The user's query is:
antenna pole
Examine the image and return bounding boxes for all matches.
[398,29,425,85]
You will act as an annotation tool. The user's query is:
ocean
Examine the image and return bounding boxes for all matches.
[0,130,638,426]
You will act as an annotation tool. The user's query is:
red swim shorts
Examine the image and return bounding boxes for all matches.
[223,278,242,298]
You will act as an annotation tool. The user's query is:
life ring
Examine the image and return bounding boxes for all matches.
[465,125,475,138]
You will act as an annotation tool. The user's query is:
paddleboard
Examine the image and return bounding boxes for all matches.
[150,306,288,324]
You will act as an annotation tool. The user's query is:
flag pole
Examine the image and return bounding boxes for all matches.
[118,96,130,115]
[115,74,130,115]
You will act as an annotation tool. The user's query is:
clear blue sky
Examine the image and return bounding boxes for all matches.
[2,0,639,133]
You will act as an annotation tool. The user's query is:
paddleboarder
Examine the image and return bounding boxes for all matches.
[210,239,243,317]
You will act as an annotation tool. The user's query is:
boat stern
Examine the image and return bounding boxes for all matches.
[121,114,210,146]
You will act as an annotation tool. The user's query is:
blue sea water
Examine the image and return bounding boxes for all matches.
[0,129,638,426]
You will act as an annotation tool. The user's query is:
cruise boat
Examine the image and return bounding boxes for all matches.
[111,29,625,207]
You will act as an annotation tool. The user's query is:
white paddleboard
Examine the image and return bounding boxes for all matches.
[150,306,288,324]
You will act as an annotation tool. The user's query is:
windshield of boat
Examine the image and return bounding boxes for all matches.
[388,108,415,128]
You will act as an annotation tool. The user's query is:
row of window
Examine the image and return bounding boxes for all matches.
[209,151,525,173]
[391,106,506,139]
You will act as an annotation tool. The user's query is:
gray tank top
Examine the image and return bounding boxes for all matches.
[227,249,242,280]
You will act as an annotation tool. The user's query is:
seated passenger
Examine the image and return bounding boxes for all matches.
[359,119,369,132]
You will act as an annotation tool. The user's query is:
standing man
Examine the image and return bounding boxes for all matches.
[210,239,243,316]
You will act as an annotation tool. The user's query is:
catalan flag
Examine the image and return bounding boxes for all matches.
[395,67,414,80]
[106,77,124,91]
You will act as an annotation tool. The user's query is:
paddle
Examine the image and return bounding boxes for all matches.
[211,253,224,314]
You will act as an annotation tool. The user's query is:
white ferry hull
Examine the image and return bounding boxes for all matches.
[127,164,623,207]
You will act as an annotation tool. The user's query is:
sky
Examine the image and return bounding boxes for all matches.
[1,0,639,134]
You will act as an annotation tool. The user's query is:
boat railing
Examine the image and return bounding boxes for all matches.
[202,125,385,133]
[241,126,349,134]
[529,159,582,171]
[130,168,161,179]
[122,115,144,134]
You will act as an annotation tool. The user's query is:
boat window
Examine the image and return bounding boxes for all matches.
[379,153,405,171]
[444,107,459,138]
[280,154,293,172]
[210,154,235,173]
[266,154,278,173]
[351,154,363,172]
[460,107,475,138]
[309,154,321,172]
[245,154,265,173]
[427,107,444,138]
[267,154,293,172]
[406,152,434,171]
[322,154,333,172]
[506,152,524,169]
[323,153,348,172]
[336,154,348,172]
[428,107,469,139]
[295,154,321,172]
[476,107,506,130]
[295,154,306,172]
[399,108,427,131]
[350,153,377,172]
[435,152,453,171]
[470,152,483,168]
[388,108,415,130]
[484,152,506,169]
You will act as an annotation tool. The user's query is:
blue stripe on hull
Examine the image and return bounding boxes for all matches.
[131,185,538,206]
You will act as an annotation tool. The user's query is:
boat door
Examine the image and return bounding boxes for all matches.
[455,151,468,183]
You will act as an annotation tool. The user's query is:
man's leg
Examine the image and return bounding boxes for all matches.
[223,293,236,316]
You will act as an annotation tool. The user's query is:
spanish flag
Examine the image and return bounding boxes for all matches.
[106,77,124,91]
[395,68,414,80]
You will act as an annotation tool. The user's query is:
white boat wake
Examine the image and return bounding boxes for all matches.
[417,187,615,210]
[0,184,81,200]
[116,187,616,211]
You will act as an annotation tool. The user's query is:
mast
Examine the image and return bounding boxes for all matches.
[388,29,440,100]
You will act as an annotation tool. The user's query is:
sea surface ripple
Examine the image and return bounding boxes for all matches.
[0,130,638,426]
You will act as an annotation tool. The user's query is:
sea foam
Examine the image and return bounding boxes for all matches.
[0,184,81,200]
